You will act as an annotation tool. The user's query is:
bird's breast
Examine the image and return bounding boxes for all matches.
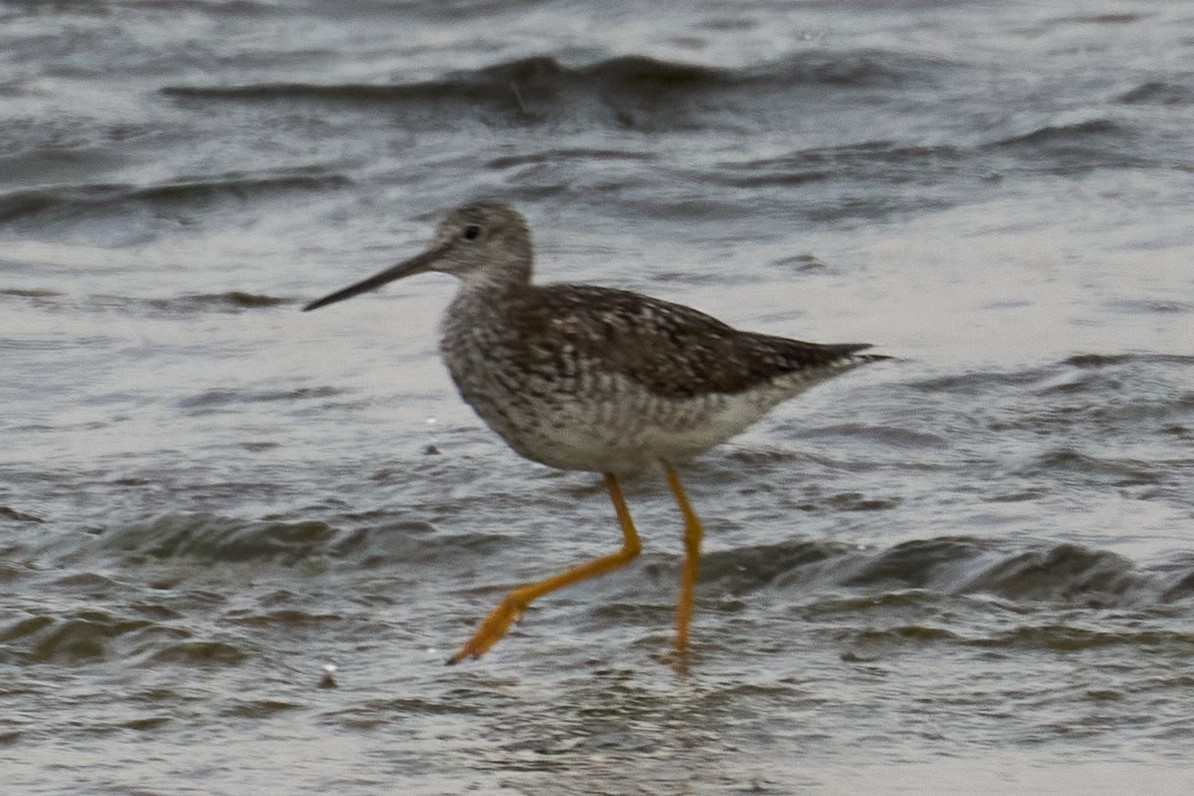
[437,315,779,473]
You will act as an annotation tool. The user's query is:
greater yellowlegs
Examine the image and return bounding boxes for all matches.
[304,201,886,664]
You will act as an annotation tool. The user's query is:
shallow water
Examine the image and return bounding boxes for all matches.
[2,1,1193,794]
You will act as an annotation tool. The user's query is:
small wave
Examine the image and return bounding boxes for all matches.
[161,50,948,131]
[17,290,293,319]
[1107,298,1194,315]
[0,505,44,523]
[985,118,1150,173]
[1018,448,1163,488]
[992,118,1123,147]
[0,610,152,665]
[1067,13,1143,24]
[900,355,1191,510]
[700,536,1187,608]
[1065,352,1194,368]
[157,53,794,103]
[697,137,989,223]
[1117,81,1194,106]
[104,513,338,564]
[99,512,506,568]
[1161,570,1194,604]
[714,141,970,190]
[487,148,653,169]
[144,291,289,313]
[841,616,1194,661]
[0,287,61,300]
[960,543,1146,603]
[911,354,1193,432]
[220,699,302,719]
[224,608,343,629]
[907,365,1054,397]
[1035,355,1192,446]
[146,640,249,667]
[842,537,986,589]
[700,539,848,594]
[983,624,1192,652]
[0,169,349,225]
[178,386,342,411]
[327,522,510,568]
[131,171,350,203]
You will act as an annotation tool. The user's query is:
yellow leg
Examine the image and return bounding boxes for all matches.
[665,466,704,653]
[447,472,642,664]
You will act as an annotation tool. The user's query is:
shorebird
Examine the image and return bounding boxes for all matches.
[303,201,885,664]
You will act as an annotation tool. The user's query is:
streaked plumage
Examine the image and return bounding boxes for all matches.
[304,201,886,664]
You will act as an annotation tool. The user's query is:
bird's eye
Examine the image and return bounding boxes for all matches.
[462,224,481,241]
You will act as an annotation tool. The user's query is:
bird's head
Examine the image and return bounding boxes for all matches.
[303,201,534,312]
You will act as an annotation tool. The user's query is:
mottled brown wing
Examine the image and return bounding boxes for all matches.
[507,283,876,399]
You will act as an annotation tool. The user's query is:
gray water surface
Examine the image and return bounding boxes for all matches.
[2,2,1193,794]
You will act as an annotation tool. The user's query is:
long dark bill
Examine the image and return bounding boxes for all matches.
[302,244,450,312]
